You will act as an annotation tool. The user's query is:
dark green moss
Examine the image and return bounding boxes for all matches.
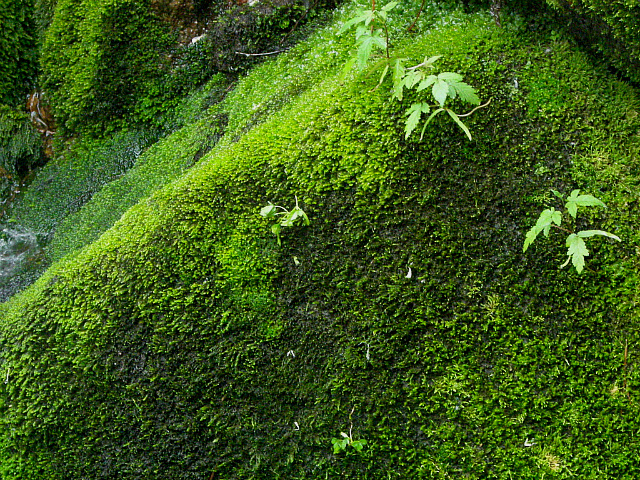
[0,5,639,480]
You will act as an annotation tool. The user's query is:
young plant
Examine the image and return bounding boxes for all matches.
[259,195,310,246]
[331,407,367,455]
[523,189,621,273]
[339,1,488,140]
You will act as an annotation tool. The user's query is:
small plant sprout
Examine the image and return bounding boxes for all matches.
[259,195,310,246]
[331,407,367,454]
[523,189,621,273]
[339,1,488,141]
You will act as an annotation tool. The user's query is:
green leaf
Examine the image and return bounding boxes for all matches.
[416,74,437,92]
[535,207,562,236]
[403,70,423,89]
[351,439,367,452]
[339,56,357,82]
[551,189,564,200]
[404,103,430,139]
[446,109,472,141]
[432,80,450,107]
[565,189,606,218]
[577,230,621,241]
[420,108,445,140]
[260,204,276,217]
[338,11,371,34]
[449,81,480,105]
[565,233,589,273]
[376,63,390,89]
[523,225,542,252]
[423,55,441,67]
[356,32,386,69]
[381,1,398,12]
[392,58,406,100]
[438,72,463,82]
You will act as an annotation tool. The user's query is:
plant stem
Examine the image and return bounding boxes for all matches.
[457,98,492,117]
[407,0,426,33]
[384,22,390,58]
[551,224,573,234]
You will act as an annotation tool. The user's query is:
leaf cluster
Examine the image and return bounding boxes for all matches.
[259,196,310,246]
[331,431,367,454]
[339,2,484,141]
[523,189,621,273]
[393,56,481,140]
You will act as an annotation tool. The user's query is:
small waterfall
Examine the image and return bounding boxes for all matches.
[0,226,44,301]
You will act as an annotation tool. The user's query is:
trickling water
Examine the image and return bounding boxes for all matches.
[0,225,45,301]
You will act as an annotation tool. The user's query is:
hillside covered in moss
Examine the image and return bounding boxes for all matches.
[0,0,639,478]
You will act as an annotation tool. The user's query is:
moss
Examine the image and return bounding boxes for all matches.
[1,3,640,479]
[0,0,37,106]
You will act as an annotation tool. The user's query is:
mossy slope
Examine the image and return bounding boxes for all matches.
[1,6,640,480]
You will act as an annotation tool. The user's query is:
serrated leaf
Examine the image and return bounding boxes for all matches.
[446,109,472,140]
[416,74,437,92]
[535,207,561,236]
[338,11,370,34]
[432,80,450,107]
[423,55,441,67]
[523,225,542,252]
[577,230,621,241]
[381,1,398,12]
[450,81,480,105]
[404,70,423,89]
[404,103,429,139]
[339,55,357,82]
[566,234,589,273]
[392,58,406,100]
[565,189,606,218]
[438,71,463,82]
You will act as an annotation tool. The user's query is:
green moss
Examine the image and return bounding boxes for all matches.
[1,3,640,479]
[0,0,37,105]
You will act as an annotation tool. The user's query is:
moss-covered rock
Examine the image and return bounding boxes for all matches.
[0,0,37,106]
[1,2,640,479]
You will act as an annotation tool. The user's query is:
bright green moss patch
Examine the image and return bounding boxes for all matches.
[0,4,640,479]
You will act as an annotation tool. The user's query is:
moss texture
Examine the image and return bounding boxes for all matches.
[0,0,37,105]
[1,2,640,479]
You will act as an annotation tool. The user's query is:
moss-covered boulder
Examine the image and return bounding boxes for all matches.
[1,2,640,479]
[0,0,37,105]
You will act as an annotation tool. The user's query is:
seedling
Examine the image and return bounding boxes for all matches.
[339,1,488,140]
[523,189,621,273]
[259,195,310,246]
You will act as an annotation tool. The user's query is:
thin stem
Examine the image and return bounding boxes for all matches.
[457,98,492,117]
[407,0,426,33]
[384,22,390,58]
[551,224,573,234]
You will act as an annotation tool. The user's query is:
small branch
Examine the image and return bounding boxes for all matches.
[457,98,492,118]
[235,50,288,57]
[407,0,426,33]
[551,224,573,234]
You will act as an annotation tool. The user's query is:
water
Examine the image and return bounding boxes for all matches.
[0,226,45,301]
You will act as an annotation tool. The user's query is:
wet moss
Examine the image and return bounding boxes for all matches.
[0,3,639,479]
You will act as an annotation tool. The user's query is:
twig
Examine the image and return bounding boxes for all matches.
[457,98,492,118]
[235,50,288,57]
[407,0,426,33]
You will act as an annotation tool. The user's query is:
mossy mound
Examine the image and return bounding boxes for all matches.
[1,4,640,479]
